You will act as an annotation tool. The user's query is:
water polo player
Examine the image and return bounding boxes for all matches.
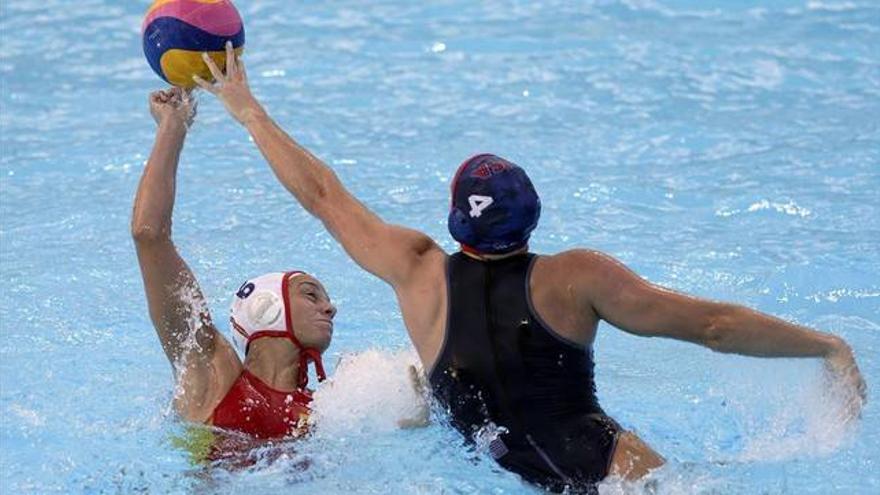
[196,44,865,493]
[131,87,336,440]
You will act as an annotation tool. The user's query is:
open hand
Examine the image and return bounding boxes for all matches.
[193,41,265,126]
[149,87,196,129]
[824,339,867,420]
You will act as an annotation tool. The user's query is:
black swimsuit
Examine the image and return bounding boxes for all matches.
[429,253,620,494]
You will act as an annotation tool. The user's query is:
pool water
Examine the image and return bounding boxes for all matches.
[1,1,878,493]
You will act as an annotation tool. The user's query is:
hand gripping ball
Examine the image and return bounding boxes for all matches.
[142,0,245,89]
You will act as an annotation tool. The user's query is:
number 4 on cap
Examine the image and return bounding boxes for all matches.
[468,195,494,218]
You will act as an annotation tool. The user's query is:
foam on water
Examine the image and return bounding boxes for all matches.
[310,348,425,435]
[737,371,859,462]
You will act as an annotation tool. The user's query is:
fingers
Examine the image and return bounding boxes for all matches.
[844,383,865,421]
[192,75,217,94]
[151,89,174,105]
[167,88,182,106]
[202,51,225,82]
[838,367,867,418]
[854,370,867,402]
[408,365,426,395]
[235,54,247,81]
[841,362,867,402]
[225,41,237,79]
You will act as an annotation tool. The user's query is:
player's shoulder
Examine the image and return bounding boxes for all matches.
[541,248,614,267]
[535,249,626,287]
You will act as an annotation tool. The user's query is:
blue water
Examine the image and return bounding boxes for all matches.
[1,0,878,493]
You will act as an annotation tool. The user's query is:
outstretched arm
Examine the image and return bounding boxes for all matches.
[194,43,442,288]
[132,88,240,420]
[571,250,866,409]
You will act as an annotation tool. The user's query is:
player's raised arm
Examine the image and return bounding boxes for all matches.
[132,88,241,419]
[194,43,443,287]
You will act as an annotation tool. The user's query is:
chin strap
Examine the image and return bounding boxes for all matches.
[281,271,327,390]
[234,325,327,390]
[287,332,327,389]
[300,348,327,389]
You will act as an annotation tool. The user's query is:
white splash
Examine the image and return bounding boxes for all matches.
[737,370,860,462]
[169,277,215,401]
[599,469,724,495]
[310,348,425,436]
[473,421,509,458]
[746,199,811,217]
[715,199,813,218]
[260,69,286,78]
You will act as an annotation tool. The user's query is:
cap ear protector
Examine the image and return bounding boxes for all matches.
[230,271,327,388]
[448,154,541,254]
[246,291,283,328]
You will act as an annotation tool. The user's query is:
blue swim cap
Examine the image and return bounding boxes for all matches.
[448,154,541,255]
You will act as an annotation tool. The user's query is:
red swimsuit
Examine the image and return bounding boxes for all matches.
[211,369,313,439]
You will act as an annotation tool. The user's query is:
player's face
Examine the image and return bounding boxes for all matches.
[288,276,336,352]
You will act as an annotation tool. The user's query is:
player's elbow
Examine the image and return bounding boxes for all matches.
[304,170,339,216]
[130,221,170,244]
[301,184,325,215]
[701,305,739,353]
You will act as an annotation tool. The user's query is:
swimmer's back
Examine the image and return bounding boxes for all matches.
[428,251,618,491]
[428,252,605,423]
[399,248,604,372]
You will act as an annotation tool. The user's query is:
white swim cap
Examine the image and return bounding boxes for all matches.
[229,271,327,388]
[230,272,297,354]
